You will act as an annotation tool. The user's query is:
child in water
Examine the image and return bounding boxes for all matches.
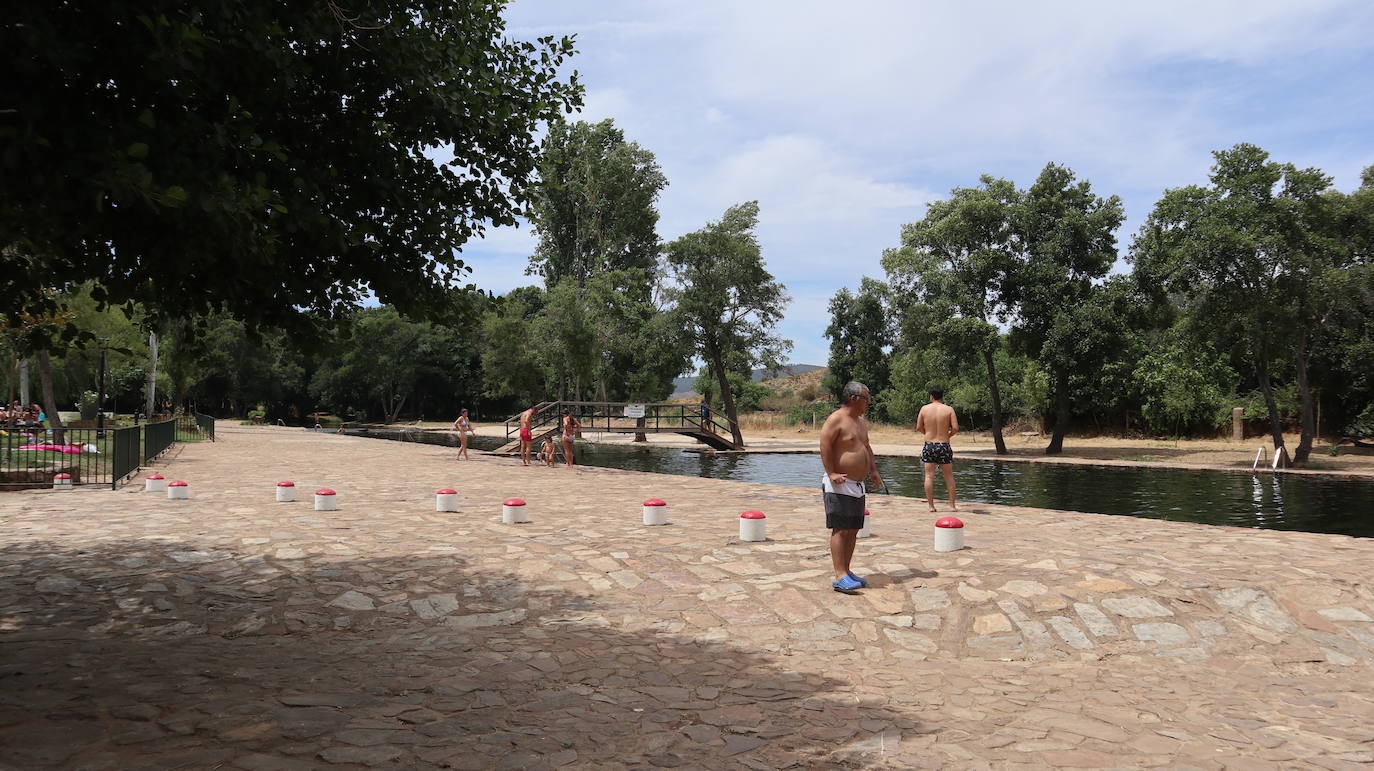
[538,436,556,467]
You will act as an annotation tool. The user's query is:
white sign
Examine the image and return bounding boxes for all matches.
[623,404,646,419]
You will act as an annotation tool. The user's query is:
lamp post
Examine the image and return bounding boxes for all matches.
[96,338,109,438]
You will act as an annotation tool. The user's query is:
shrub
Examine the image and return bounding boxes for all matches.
[78,390,99,421]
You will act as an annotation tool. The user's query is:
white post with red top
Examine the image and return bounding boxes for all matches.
[436,488,459,512]
[642,498,667,526]
[934,516,964,552]
[167,480,189,500]
[739,510,767,542]
[52,472,72,490]
[502,498,528,524]
[276,481,296,502]
[314,488,337,511]
[858,508,872,539]
[144,473,166,493]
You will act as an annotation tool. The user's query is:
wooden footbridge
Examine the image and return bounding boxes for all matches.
[491,401,743,454]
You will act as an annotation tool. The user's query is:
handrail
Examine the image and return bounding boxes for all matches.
[502,400,740,443]
[1252,446,1266,472]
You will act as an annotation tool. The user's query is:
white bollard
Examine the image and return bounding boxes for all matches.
[642,498,667,526]
[52,472,72,490]
[436,488,459,512]
[276,481,296,502]
[144,474,167,493]
[167,480,189,500]
[502,498,529,524]
[314,488,338,511]
[858,508,872,539]
[933,516,965,552]
[739,510,767,542]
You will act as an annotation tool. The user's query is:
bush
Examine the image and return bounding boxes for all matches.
[783,402,832,426]
[758,389,803,412]
[78,390,99,421]
[1346,403,1374,438]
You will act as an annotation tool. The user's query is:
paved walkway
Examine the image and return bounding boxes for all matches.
[1,423,1372,769]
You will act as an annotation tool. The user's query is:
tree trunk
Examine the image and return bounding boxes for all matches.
[982,348,1008,454]
[19,357,29,406]
[36,349,65,445]
[707,343,744,447]
[146,331,158,416]
[1255,360,1285,451]
[634,415,647,443]
[1045,369,1069,455]
[1292,335,1316,464]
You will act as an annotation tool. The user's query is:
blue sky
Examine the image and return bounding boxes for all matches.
[453,0,1374,367]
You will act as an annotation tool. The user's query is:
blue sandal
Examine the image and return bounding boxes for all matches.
[847,571,869,588]
[832,575,863,594]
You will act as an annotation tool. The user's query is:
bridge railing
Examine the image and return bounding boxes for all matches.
[503,401,739,442]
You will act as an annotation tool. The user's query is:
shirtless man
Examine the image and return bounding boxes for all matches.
[916,386,959,512]
[819,381,883,594]
[517,407,535,466]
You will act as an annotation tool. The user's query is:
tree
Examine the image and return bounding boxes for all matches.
[884,176,1020,452]
[1009,164,1125,454]
[1132,145,1347,463]
[665,202,791,447]
[3,2,582,343]
[527,120,667,290]
[823,278,893,418]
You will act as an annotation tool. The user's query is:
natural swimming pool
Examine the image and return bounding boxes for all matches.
[345,428,1374,538]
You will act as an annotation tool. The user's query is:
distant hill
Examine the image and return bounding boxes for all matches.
[670,364,825,400]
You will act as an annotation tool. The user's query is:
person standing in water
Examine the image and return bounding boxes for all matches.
[916,385,959,512]
[819,381,882,594]
[453,408,473,460]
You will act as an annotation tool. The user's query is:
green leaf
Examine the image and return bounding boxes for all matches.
[127,142,149,159]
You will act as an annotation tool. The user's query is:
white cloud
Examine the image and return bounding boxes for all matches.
[495,0,1374,366]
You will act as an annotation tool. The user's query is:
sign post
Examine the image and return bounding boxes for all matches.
[623,404,646,419]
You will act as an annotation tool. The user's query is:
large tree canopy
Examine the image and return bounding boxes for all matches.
[2,1,582,343]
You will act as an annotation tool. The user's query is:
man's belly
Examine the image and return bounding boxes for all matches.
[835,448,870,480]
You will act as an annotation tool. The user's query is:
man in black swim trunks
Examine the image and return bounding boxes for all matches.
[820,382,882,594]
[916,385,959,512]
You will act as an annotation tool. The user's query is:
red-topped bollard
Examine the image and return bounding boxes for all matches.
[934,516,964,552]
[144,473,166,493]
[436,488,459,512]
[739,510,767,542]
[314,488,337,511]
[858,508,872,539]
[502,498,528,524]
[52,472,72,490]
[276,481,296,502]
[167,480,189,500]
[642,498,667,526]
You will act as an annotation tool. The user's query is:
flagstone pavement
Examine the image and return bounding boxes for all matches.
[1,423,1372,769]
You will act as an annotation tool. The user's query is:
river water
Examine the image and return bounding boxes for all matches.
[344,428,1374,538]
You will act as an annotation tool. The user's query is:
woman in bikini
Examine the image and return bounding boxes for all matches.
[560,409,581,468]
[452,408,474,460]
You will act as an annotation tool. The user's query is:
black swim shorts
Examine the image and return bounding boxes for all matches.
[921,442,953,465]
[823,488,865,530]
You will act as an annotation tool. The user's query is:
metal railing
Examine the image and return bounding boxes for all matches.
[1,415,215,491]
[503,401,739,442]
[145,418,182,464]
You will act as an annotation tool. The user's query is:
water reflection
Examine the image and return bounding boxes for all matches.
[345,429,1373,538]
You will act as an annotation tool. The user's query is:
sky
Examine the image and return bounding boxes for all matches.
[453,0,1374,367]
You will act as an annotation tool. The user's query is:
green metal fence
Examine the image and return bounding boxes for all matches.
[144,418,177,464]
[110,425,142,486]
[3,417,215,491]
[196,413,215,441]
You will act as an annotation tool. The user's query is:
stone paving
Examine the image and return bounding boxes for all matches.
[1,423,1373,769]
